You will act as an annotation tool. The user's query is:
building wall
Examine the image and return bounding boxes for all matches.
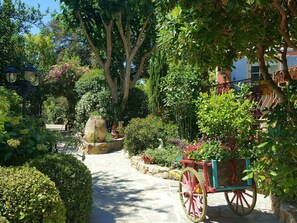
[229,55,297,82]
[231,58,248,81]
[286,54,297,67]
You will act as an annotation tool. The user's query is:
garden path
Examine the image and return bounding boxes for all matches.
[74,150,280,223]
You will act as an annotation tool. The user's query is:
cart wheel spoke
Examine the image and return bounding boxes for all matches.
[224,185,257,216]
[241,192,251,208]
[179,167,207,222]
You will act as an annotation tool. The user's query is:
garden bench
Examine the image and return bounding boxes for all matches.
[45,124,67,132]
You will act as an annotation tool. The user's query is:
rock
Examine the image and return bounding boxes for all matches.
[84,115,108,143]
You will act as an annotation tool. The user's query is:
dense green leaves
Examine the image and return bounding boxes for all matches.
[196,89,256,150]
[60,0,157,111]
[157,0,297,100]
[0,117,59,166]
[0,166,66,223]
[124,115,178,156]
[251,81,297,202]
[160,62,202,139]
[28,153,93,223]
[0,0,43,72]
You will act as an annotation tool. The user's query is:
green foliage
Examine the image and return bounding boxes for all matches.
[0,117,59,166]
[0,90,10,139]
[60,0,157,111]
[43,96,69,124]
[75,89,114,130]
[0,216,9,223]
[122,87,149,124]
[24,32,57,74]
[160,62,202,139]
[251,81,297,202]
[43,19,92,66]
[124,115,178,156]
[45,57,90,127]
[185,140,234,162]
[75,69,106,97]
[0,0,43,71]
[0,87,22,116]
[144,144,182,168]
[74,68,115,129]
[147,50,168,114]
[196,89,256,149]
[156,1,297,101]
[28,153,93,223]
[0,166,66,223]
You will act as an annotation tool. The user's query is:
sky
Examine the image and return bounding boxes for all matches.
[21,0,61,34]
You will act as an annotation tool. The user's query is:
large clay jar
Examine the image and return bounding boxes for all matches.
[84,115,108,143]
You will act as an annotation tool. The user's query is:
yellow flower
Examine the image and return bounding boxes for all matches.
[7,139,21,148]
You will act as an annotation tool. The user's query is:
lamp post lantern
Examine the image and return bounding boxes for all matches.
[3,64,40,117]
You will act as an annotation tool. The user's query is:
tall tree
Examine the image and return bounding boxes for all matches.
[157,0,297,102]
[44,19,92,66]
[59,0,157,114]
[0,0,43,72]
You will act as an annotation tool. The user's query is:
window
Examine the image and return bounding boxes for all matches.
[250,62,279,83]
[251,65,260,83]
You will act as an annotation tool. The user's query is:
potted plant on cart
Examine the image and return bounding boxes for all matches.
[178,88,258,222]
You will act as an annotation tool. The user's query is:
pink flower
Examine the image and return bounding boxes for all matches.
[55,71,61,78]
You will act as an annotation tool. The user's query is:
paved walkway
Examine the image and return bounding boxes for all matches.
[77,150,280,223]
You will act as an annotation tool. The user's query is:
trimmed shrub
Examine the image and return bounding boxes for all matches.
[75,69,106,97]
[28,153,93,223]
[0,166,66,223]
[124,115,178,156]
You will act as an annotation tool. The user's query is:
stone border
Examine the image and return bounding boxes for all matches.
[130,156,181,181]
[279,204,297,223]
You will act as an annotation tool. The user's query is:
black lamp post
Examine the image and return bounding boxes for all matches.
[3,64,40,117]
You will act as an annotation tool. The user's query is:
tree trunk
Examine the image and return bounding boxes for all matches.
[78,11,155,114]
[257,45,287,102]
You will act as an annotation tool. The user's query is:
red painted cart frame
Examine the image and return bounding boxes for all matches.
[178,158,257,222]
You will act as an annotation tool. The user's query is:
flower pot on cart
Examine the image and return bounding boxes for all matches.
[178,158,257,222]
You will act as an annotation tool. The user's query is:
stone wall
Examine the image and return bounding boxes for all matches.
[80,138,124,154]
[130,156,181,181]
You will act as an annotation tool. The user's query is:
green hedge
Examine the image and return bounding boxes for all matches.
[0,166,66,223]
[124,115,178,156]
[28,153,93,223]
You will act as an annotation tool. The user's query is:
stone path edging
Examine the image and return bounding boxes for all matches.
[278,203,297,223]
[130,156,181,181]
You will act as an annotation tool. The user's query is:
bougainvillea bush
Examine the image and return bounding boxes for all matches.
[45,57,90,126]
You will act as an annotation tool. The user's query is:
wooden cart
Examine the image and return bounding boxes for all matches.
[179,159,257,222]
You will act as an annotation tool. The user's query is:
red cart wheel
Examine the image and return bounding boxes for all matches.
[224,185,257,216]
[179,167,207,222]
